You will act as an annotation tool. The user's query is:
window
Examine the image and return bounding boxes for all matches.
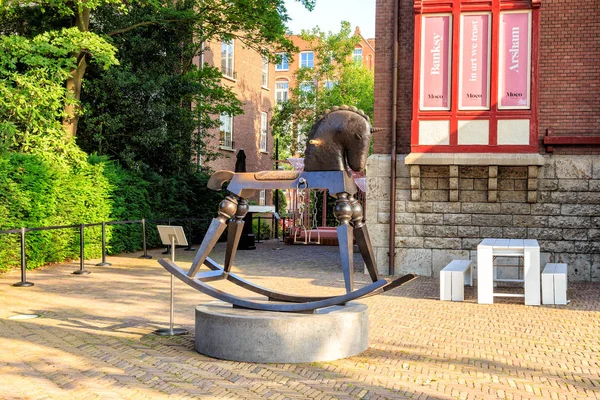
[219,114,233,148]
[275,81,289,104]
[300,81,314,93]
[353,48,363,64]
[260,112,268,152]
[261,55,268,87]
[300,51,314,68]
[275,53,289,71]
[323,80,336,90]
[259,190,266,206]
[412,0,538,153]
[221,40,235,78]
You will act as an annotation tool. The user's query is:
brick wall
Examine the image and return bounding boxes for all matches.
[366,154,600,282]
[203,40,274,175]
[199,40,275,204]
[538,0,600,147]
[373,0,413,154]
[373,0,394,153]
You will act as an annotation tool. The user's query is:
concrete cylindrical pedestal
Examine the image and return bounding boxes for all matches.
[195,302,369,363]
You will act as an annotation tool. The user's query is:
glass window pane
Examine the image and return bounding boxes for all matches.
[275,81,289,103]
[353,48,363,64]
[221,40,234,78]
[276,53,289,70]
[300,52,314,68]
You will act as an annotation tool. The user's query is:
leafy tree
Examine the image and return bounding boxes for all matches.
[270,21,374,159]
[77,4,244,174]
[1,0,316,138]
[0,28,118,163]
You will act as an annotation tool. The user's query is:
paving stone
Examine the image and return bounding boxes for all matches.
[0,242,599,399]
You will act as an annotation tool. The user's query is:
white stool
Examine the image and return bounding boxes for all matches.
[542,263,568,305]
[440,260,473,301]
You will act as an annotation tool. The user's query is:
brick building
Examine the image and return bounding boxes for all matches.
[273,27,376,110]
[368,0,600,281]
[200,39,275,204]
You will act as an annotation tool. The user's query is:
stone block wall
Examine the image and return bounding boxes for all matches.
[366,154,600,281]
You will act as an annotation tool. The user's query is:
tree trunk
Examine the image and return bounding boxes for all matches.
[63,55,88,137]
[62,7,90,138]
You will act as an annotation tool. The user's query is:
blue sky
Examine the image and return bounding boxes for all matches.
[284,0,376,38]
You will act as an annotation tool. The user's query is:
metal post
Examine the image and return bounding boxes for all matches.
[274,138,280,240]
[256,216,262,243]
[154,235,187,336]
[162,219,172,254]
[322,190,327,227]
[96,222,111,266]
[169,236,175,331]
[274,189,279,240]
[13,227,33,287]
[185,219,196,251]
[140,218,152,259]
[73,224,90,275]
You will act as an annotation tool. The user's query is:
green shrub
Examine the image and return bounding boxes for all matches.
[0,152,111,270]
[252,217,275,241]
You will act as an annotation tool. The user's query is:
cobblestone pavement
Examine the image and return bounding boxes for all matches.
[1,240,599,399]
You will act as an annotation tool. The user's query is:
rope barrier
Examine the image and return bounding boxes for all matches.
[1,217,211,286]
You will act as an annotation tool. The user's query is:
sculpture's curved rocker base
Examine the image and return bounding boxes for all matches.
[160,258,417,312]
[195,301,369,363]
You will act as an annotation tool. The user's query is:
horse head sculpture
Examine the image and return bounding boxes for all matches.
[304,106,381,172]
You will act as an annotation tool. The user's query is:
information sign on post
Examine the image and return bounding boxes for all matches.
[155,225,188,336]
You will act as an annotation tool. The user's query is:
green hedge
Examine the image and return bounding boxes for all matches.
[0,152,110,269]
[0,152,223,272]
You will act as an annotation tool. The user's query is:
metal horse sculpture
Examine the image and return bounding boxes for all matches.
[159,106,416,312]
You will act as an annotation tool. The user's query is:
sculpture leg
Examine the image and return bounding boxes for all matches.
[188,195,239,277]
[223,199,249,273]
[334,193,354,293]
[350,196,379,282]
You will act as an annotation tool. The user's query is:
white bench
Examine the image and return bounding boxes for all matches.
[542,263,568,305]
[440,260,473,301]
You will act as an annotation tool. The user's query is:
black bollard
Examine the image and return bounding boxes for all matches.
[96,222,111,266]
[73,224,90,275]
[256,216,262,243]
[140,218,152,259]
[13,227,33,287]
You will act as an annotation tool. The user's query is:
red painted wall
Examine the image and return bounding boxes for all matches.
[374,0,600,155]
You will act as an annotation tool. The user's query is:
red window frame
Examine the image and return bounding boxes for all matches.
[411,0,541,153]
